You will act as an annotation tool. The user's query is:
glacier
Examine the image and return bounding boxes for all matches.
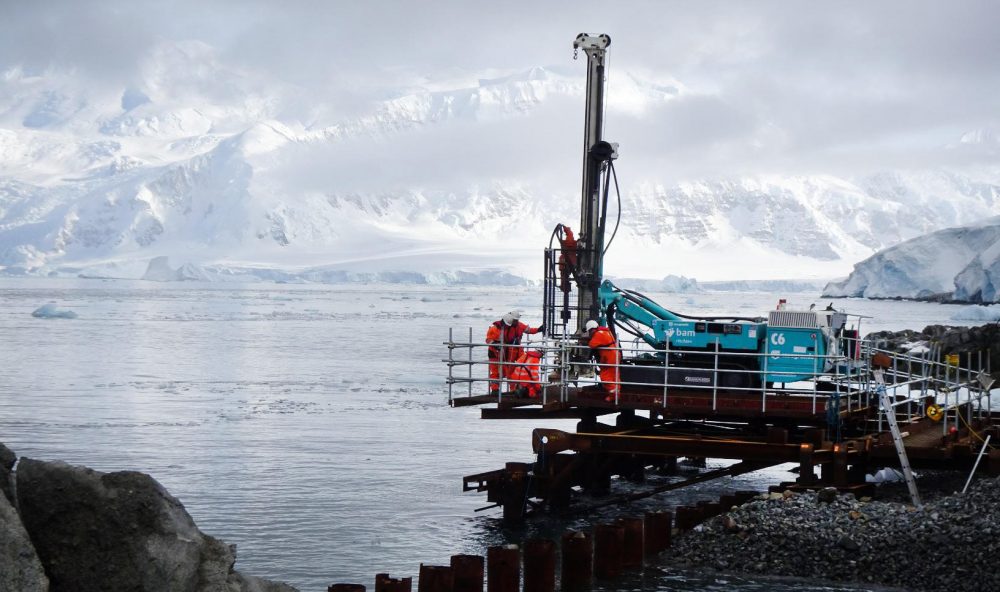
[1,42,999,284]
[823,217,1000,303]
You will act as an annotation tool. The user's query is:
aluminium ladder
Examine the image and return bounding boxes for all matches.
[873,367,922,507]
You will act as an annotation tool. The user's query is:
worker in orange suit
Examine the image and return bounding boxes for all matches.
[486,310,544,395]
[510,350,544,398]
[584,319,621,402]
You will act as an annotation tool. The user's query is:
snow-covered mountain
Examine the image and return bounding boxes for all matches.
[1,41,998,283]
[823,217,1000,303]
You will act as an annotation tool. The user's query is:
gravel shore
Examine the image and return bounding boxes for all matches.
[667,475,1000,592]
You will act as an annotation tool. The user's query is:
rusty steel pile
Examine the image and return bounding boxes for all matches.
[325,493,759,592]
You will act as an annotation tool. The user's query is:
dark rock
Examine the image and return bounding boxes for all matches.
[0,491,49,591]
[836,535,860,551]
[16,458,298,592]
[817,487,838,504]
[0,442,15,506]
[868,323,1000,379]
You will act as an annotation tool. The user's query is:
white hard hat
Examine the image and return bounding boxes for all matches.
[502,312,515,326]
[509,310,521,320]
[585,320,599,331]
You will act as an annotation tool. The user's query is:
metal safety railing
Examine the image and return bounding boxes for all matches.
[445,329,996,423]
[868,343,995,437]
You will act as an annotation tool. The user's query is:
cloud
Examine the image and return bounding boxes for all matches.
[270,96,582,195]
[2,0,998,177]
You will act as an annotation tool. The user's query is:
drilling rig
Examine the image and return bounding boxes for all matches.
[446,34,996,521]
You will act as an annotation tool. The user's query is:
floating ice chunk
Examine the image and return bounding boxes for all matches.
[950,304,1000,322]
[32,303,78,319]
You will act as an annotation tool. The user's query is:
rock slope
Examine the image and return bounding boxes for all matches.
[0,443,297,592]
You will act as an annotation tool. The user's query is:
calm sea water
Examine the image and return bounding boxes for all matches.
[1,278,976,591]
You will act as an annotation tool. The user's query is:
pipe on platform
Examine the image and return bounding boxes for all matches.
[618,517,644,569]
[451,554,484,592]
[644,510,672,553]
[375,574,412,592]
[697,500,722,519]
[418,565,454,592]
[674,505,701,530]
[523,539,556,592]
[593,523,625,579]
[560,531,593,592]
[487,545,520,592]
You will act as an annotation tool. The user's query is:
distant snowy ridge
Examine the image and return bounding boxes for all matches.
[822,217,1000,303]
[130,256,532,286]
[610,274,702,293]
[1,44,999,282]
[701,279,829,293]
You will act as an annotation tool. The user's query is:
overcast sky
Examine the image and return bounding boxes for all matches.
[2,1,998,182]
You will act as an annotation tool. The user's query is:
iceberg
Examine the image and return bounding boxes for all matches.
[824,217,1000,303]
[31,303,78,319]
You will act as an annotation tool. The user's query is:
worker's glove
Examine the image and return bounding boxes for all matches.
[538,324,546,335]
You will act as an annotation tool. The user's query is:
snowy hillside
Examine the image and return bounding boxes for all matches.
[823,217,1000,303]
[1,40,999,283]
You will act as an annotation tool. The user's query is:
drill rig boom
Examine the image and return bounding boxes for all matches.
[572,33,617,332]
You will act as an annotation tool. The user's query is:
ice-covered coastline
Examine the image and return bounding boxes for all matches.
[824,218,1000,304]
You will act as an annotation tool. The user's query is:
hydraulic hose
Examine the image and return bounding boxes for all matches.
[603,161,622,256]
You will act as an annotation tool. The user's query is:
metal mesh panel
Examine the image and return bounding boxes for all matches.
[768,311,819,328]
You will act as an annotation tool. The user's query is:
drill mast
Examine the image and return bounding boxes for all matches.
[572,33,616,332]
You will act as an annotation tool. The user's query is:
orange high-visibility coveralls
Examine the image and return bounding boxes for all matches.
[510,350,543,398]
[486,320,542,394]
[588,326,621,398]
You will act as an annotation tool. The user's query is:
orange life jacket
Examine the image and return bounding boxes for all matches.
[510,350,543,396]
[588,326,621,394]
[486,320,537,360]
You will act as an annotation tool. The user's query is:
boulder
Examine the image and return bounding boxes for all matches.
[0,491,49,591]
[817,487,838,504]
[0,442,15,505]
[15,458,297,592]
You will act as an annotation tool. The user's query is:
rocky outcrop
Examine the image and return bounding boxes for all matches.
[15,457,297,592]
[867,323,1000,377]
[0,442,15,505]
[0,490,49,591]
